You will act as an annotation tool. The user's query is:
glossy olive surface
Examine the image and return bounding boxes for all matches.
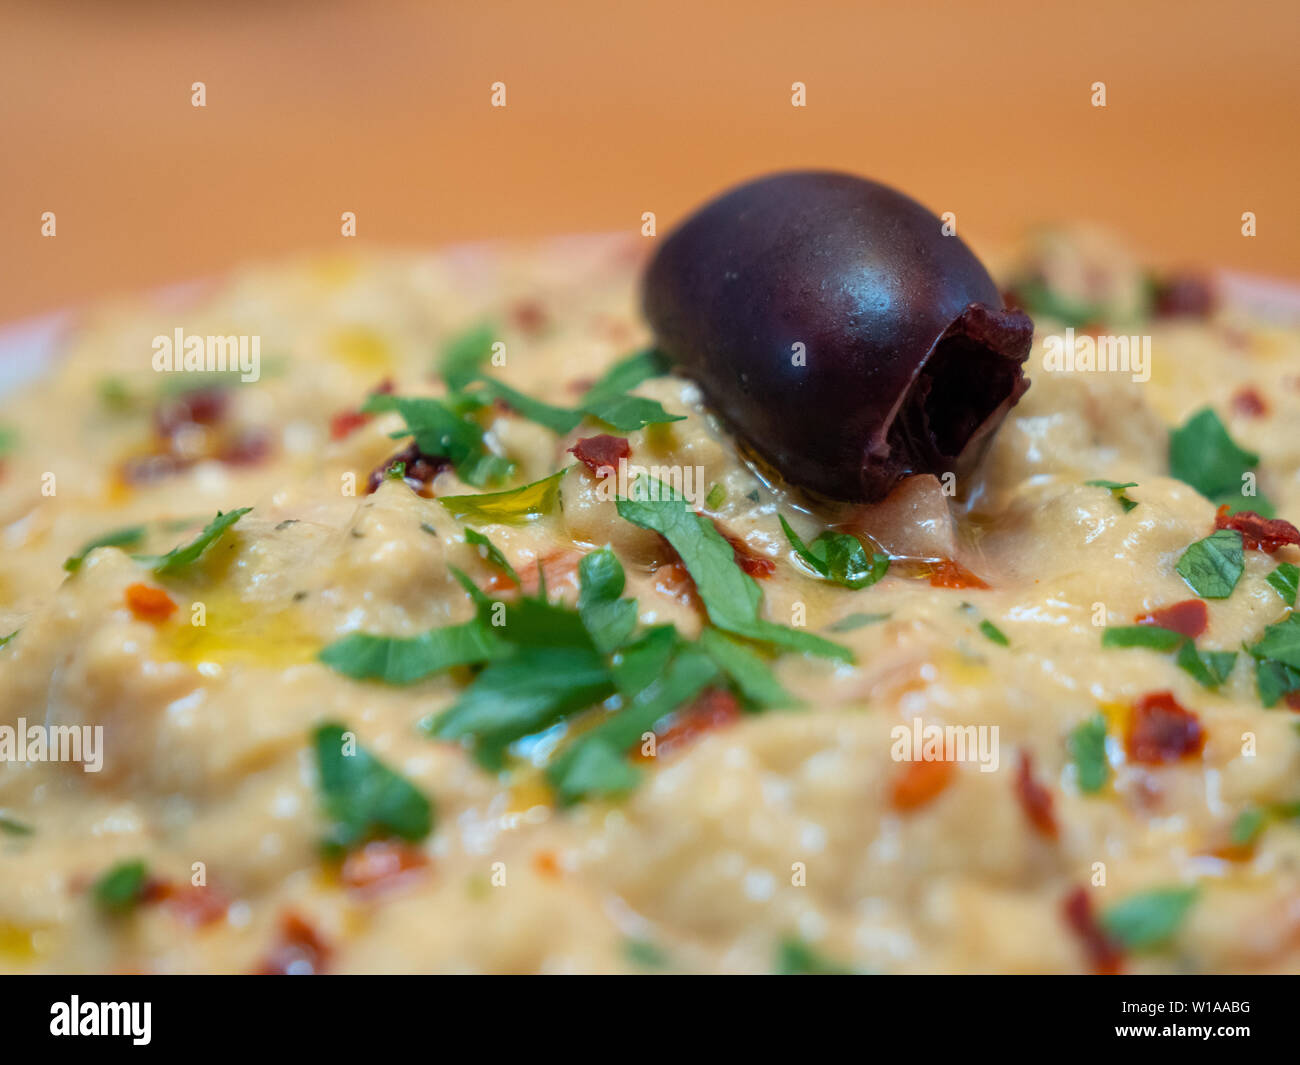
[644,171,1033,502]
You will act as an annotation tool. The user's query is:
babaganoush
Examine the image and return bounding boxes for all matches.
[2,228,1300,975]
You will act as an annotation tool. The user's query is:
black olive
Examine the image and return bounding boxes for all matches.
[643,171,1033,503]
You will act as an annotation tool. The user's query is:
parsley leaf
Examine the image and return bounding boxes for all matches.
[0,631,16,650]
[1100,886,1199,951]
[1174,641,1237,690]
[1085,479,1139,513]
[438,322,496,392]
[93,859,150,914]
[1175,529,1243,599]
[704,483,726,510]
[1246,611,1300,670]
[582,349,671,401]
[1069,714,1110,794]
[826,612,890,632]
[465,528,520,586]
[313,723,434,855]
[1254,656,1300,708]
[779,515,889,590]
[439,468,566,525]
[698,627,793,709]
[580,392,684,432]
[64,525,147,573]
[1267,562,1299,607]
[1101,625,1185,651]
[145,508,251,576]
[978,619,1010,647]
[0,812,34,836]
[776,937,852,975]
[472,378,584,434]
[577,547,638,654]
[1229,807,1266,847]
[619,481,851,661]
[318,618,507,685]
[1169,408,1259,501]
[363,393,513,488]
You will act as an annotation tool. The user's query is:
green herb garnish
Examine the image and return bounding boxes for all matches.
[93,859,150,914]
[143,508,251,576]
[1100,625,1185,651]
[439,322,496,392]
[826,612,891,632]
[313,723,434,855]
[1085,479,1139,513]
[1174,642,1237,689]
[778,516,889,591]
[1229,807,1266,847]
[0,812,33,836]
[776,937,852,975]
[1100,887,1199,951]
[465,528,520,586]
[363,393,513,488]
[1267,563,1299,607]
[318,618,507,685]
[698,627,793,709]
[1169,408,1259,503]
[619,482,850,660]
[704,483,726,510]
[1069,714,1110,794]
[978,619,1010,647]
[1175,529,1243,599]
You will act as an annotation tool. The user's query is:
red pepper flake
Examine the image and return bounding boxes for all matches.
[164,883,232,928]
[1284,691,1300,713]
[927,558,990,590]
[890,758,955,811]
[125,582,177,623]
[216,426,273,467]
[257,911,331,975]
[653,559,706,616]
[1126,690,1205,764]
[568,434,630,477]
[1135,599,1208,640]
[1152,273,1215,319]
[712,520,776,579]
[340,840,428,897]
[648,688,742,760]
[1213,505,1300,554]
[1062,887,1123,975]
[516,551,582,597]
[329,409,369,441]
[532,850,561,878]
[1230,387,1268,418]
[154,388,229,438]
[1015,750,1058,840]
[510,300,548,336]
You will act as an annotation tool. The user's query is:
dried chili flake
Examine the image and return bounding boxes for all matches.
[1015,750,1058,840]
[366,442,449,495]
[1230,388,1268,418]
[1135,599,1208,640]
[928,558,990,589]
[650,688,742,760]
[125,583,177,623]
[1126,690,1205,764]
[712,520,776,579]
[1151,273,1215,319]
[1062,886,1123,974]
[257,911,331,975]
[340,840,428,896]
[890,758,954,811]
[1214,505,1300,554]
[568,434,630,477]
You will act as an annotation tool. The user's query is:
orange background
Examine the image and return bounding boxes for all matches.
[1,0,1296,324]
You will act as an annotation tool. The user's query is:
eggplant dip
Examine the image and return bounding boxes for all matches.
[1,172,1299,974]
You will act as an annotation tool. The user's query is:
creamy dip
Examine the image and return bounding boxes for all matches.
[1,232,1298,974]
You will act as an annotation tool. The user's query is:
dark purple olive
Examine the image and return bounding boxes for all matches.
[643,171,1033,503]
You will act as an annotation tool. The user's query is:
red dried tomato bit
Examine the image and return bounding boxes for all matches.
[1213,505,1300,554]
[568,434,630,477]
[890,758,955,811]
[928,558,990,590]
[125,582,177,623]
[329,409,369,441]
[653,559,706,616]
[1015,750,1059,840]
[510,300,548,336]
[1062,887,1123,975]
[257,911,331,975]
[517,551,582,597]
[1230,387,1268,418]
[532,851,561,878]
[712,520,776,579]
[1135,598,1208,640]
[216,426,273,467]
[365,442,450,495]
[1284,691,1300,713]
[165,883,232,928]
[1126,691,1205,764]
[153,388,229,438]
[1151,273,1216,319]
[340,840,428,897]
[649,688,742,760]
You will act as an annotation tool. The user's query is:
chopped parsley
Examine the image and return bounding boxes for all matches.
[438,322,496,392]
[318,618,508,685]
[1246,612,1300,706]
[1084,479,1139,513]
[1267,562,1299,607]
[1175,529,1243,599]
[313,723,434,855]
[826,612,891,632]
[93,859,150,914]
[1100,886,1199,951]
[464,528,520,586]
[363,393,513,488]
[1102,624,1236,690]
[0,812,33,836]
[978,619,1010,647]
[778,515,890,591]
[620,483,851,660]
[1229,807,1266,847]
[439,468,566,525]
[0,631,17,650]
[576,548,638,654]
[776,937,853,975]
[0,425,17,455]
[1068,714,1110,794]
[697,627,793,709]
[1174,641,1237,690]
[1101,625,1185,652]
[143,508,251,576]
[582,348,671,400]
[704,483,726,510]
[623,937,671,969]
[1168,408,1260,507]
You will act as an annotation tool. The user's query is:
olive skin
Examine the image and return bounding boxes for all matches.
[644,171,1033,503]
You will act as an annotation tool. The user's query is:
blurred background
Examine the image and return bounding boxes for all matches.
[2,0,1296,323]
